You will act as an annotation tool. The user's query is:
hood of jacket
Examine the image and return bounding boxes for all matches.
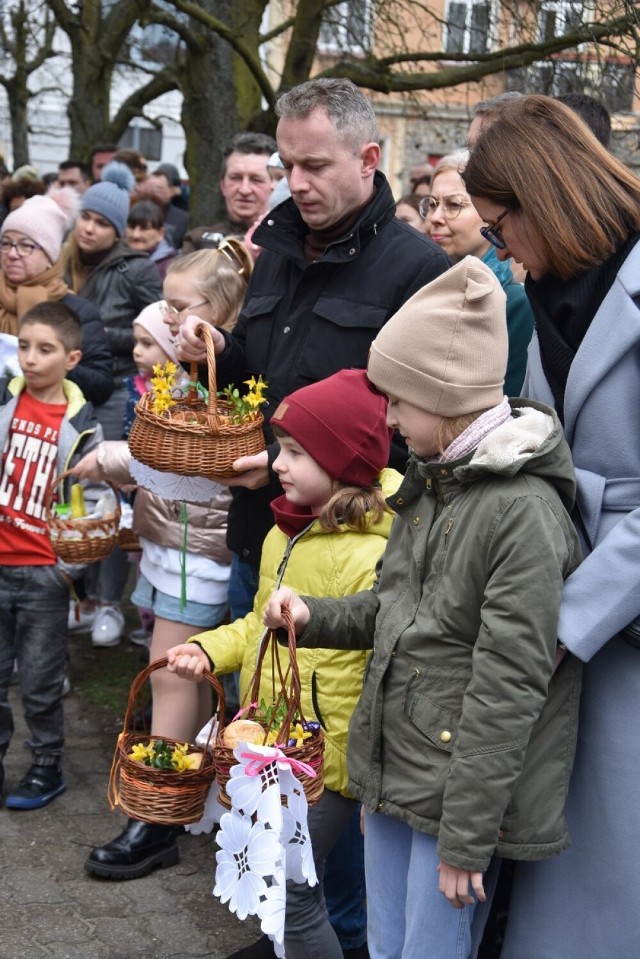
[8,375,89,422]
[413,398,576,513]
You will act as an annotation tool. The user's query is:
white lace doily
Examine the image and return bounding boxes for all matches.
[130,456,225,502]
[213,742,318,957]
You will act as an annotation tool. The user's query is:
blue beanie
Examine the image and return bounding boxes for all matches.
[81,161,133,236]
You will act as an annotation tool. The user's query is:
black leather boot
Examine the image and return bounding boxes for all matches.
[84,818,181,880]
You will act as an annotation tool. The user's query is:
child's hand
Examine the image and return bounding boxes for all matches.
[263,588,310,635]
[437,860,486,909]
[172,314,225,360]
[72,449,101,481]
[166,643,209,681]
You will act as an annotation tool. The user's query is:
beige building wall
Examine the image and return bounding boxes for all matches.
[264,0,640,195]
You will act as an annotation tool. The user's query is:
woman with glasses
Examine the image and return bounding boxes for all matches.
[61,161,162,648]
[421,150,534,395]
[465,94,640,959]
[0,187,112,406]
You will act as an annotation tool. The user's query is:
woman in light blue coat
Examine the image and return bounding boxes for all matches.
[465,95,640,959]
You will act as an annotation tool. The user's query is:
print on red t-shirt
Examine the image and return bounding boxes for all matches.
[0,391,66,565]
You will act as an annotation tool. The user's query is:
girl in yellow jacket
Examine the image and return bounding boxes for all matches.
[168,369,401,959]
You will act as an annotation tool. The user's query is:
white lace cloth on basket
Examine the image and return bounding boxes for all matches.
[129,456,225,502]
[212,742,317,958]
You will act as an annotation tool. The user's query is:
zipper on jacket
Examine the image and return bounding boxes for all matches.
[444,517,454,542]
[311,672,326,730]
[62,427,98,474]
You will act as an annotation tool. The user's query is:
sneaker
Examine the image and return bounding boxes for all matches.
[6,763,66,810]
[91,605,125,647]
[68,601,97,632]
[128,627,151,647]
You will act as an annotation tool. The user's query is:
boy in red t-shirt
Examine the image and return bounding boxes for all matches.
[0,301,101,809]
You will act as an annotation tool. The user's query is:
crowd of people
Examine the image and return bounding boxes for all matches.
[0,77,638,959]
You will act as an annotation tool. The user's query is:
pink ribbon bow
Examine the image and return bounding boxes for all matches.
[240,746,317,780]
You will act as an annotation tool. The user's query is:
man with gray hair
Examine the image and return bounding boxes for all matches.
[467,91,524,146]
[182,131,276,251]
[178,77,447,600]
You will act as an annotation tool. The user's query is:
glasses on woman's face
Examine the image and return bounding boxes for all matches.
[419,195,471,220]
[160,299,208,319]
[0,238,43,257]
[479,209,509,250]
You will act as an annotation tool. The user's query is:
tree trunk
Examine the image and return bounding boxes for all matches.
[67,61,114,163]
[178,0,245,227]
[6,80,30,168]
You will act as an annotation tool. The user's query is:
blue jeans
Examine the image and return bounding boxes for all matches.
[224,555,260,715]
[0,565,69,763]
[364,811,500,959]
[324,805,367,949]
[228,554,260,620]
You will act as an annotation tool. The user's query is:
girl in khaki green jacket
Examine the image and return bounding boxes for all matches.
[264,259,583,959]
[168,369,401,959]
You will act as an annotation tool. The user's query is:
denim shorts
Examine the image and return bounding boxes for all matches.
[131,573,227,628]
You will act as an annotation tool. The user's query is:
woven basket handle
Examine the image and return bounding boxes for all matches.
[43,469,121,525]
[250,606,307,745]
[185,322,219,415]
[123,656,226,749]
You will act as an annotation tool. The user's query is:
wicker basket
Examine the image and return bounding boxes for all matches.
[44,470,120,564]
[128,322,266,480]
[117,526,141,552]
[215,609,324,809]
[108,657,226,826]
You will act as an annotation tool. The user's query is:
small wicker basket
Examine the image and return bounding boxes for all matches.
[215,609,325,809]
[44,470,119,564]
[108,657,225,826]
[117,526,141,552]
[128,322,266,480]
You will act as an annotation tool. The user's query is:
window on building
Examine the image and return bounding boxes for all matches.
[118,126,162,162]
[538,1,585,42]
[600,62,635,113]
[444,1,492,55]
[319,0,373,52]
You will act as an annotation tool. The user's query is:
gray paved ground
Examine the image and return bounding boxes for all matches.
[0,633,260,959]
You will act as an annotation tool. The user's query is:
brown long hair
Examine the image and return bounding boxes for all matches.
[464,95,640,280]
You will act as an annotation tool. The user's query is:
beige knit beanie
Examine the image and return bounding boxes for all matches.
[367,256,508,416]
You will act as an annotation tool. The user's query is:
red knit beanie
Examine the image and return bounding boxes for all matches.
[270,369,392,487]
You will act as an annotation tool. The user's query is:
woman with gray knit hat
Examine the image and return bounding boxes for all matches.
[0,186,112,405]
[264,257,583,959]
[61,161,162,648]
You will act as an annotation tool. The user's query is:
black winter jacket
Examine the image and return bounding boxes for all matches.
[62,292,113,407]
[69,241,163,382]
[214,171,451,565]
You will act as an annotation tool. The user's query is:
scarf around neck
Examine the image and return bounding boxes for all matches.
[439,397,512,463]
[0,260,70,335]
[270,494,317,539]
